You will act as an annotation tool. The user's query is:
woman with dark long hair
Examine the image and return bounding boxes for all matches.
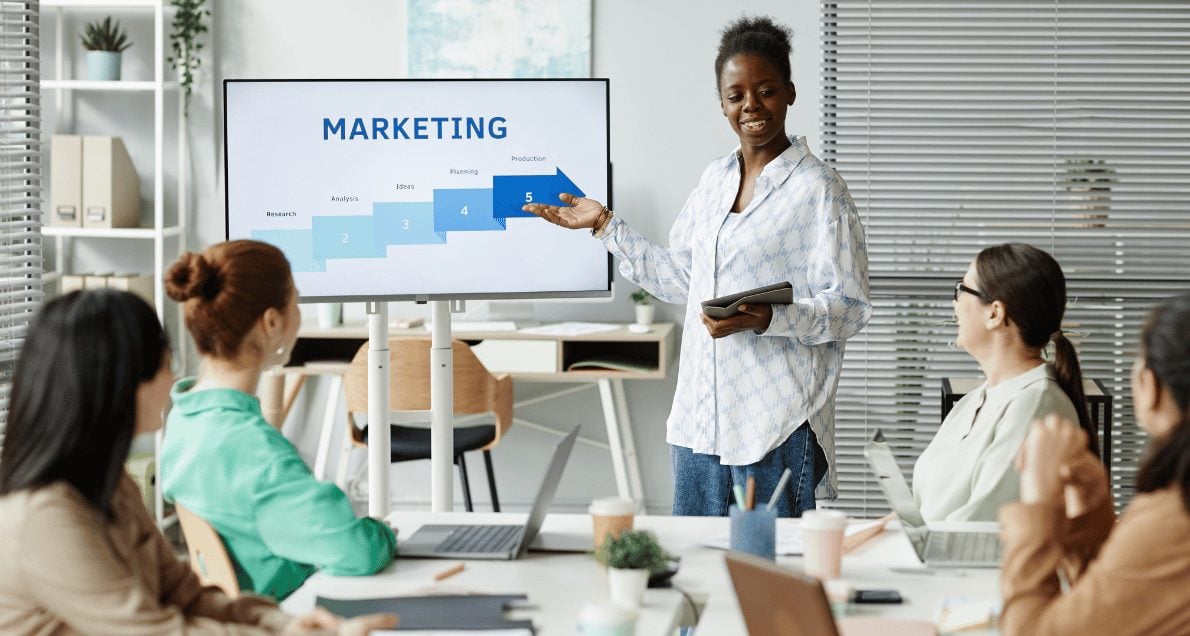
[913,243,1094,521]
[0,290,394,634]
[1001,293,1190,634]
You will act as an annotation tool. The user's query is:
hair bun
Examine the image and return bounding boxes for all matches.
[165,252,221,302]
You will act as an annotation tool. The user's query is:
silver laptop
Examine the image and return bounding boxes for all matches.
[399,426,578,560]
[863,430,1002,568]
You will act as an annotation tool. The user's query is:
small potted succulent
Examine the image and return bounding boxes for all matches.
[630,288,655,327]
[80,16,132,81]
[595,529,670,609]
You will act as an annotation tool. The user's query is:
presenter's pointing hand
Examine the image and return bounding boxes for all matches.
[523,192,605,230]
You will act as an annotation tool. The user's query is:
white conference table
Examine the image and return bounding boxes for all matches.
[282,512,1000,634]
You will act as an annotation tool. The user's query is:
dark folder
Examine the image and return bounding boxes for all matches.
[317,594,533,632]
[701,281,793,319]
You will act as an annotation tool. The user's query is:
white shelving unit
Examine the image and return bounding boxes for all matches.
[40,0,187,528]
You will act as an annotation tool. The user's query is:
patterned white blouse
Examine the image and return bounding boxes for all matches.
[599,135,871,493]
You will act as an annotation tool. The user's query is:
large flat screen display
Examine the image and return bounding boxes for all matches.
[224,79,611,302]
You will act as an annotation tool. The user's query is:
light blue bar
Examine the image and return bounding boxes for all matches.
[251,229,325,272]
[433,188,504,232]
[374,202,447,246]
[312,215,386,260]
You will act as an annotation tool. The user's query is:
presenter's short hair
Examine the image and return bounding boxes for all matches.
[166,239,292,358]
[715,15,794,91]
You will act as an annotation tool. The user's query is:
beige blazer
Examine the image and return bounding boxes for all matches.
[1000,477,1190,635]
[0,475,292,634]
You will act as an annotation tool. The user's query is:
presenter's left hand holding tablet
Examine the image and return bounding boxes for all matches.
[524,194,774,339]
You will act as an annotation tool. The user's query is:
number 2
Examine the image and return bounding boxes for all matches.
[524,192,533,203]
[341,233,349,244]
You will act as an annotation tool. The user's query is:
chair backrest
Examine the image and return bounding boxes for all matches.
[175,505,240,598]
[343,338,513,447]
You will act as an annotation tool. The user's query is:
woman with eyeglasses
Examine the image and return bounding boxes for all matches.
[1000,294,1190,634]
[911,243,1096,522]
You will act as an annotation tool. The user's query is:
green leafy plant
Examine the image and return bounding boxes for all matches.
[168,0,210,112]
[80,17,131,53]
[595,529,671,573]
[630,289,653,305]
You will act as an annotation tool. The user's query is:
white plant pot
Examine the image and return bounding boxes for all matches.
[633,304,654,326]
[607,567,649,609]
[85,50,121,81]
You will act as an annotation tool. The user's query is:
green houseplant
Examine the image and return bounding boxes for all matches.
[630,288,655,327]
[168,0,210,112]
[80,16,131,81]
[596,529,670,608]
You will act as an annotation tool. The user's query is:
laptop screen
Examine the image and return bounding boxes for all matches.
[862,430,928,529]
[513,426,580,556]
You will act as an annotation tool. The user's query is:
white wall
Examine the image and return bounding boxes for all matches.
[70,0,823,513]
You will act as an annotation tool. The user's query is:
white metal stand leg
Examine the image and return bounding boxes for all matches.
[313,375,343,481]
[366,303,391,518]
[598,378,645,507]
[611,378,645,505]
[430,301,454,512]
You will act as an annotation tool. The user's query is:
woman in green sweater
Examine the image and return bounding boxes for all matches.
[161,240,396,601]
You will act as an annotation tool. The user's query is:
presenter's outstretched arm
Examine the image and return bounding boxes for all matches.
[523,192,604,229]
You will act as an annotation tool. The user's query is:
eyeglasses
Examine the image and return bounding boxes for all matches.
[954,280,994,303]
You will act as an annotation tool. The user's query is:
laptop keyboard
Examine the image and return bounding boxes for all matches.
[929,531,1002,562]
[436,524,522,554]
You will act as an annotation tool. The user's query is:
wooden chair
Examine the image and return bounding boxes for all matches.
[175,505,240,598]
[343,338,513,511]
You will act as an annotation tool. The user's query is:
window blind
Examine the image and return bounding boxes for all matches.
[822,0,1190,516]
[0,0,41,436]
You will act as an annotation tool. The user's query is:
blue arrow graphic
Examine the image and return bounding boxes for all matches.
[492,167,585,220]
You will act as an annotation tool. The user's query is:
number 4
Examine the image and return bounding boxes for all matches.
[460,205,469,216]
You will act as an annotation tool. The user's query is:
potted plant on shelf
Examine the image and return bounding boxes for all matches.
[80,16,131,81]
[595,529,670,609]
[630,288,654,327]
[169,0,210,113]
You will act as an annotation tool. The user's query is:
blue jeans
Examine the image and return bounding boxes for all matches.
[670,423,826,518]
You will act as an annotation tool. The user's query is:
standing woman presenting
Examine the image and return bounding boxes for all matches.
[525,16,871,516]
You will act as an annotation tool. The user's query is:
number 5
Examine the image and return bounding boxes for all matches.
[524,192,533,203]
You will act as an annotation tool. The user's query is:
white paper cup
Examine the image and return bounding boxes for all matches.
[589,497,636,552]
[801,509,847,580]
[577,601,637,635]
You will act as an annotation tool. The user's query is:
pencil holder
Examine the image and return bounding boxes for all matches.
[729,505,777,561]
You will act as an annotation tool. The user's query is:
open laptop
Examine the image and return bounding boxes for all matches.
[399,426,578,560]
[863,429,1002,567]
[726,552,935,636]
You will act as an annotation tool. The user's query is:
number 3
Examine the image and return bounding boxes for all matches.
[402,219,410,230]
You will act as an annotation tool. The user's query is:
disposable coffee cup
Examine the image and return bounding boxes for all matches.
[589,497,636,552]
[801,509,848,579]
[577,602,637,636]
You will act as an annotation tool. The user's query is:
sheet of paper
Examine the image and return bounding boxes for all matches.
[517,322,621,336]
[700,520,880,556]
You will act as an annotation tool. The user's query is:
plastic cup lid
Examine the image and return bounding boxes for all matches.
[801,509,848,530]
[589,497,636,516]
